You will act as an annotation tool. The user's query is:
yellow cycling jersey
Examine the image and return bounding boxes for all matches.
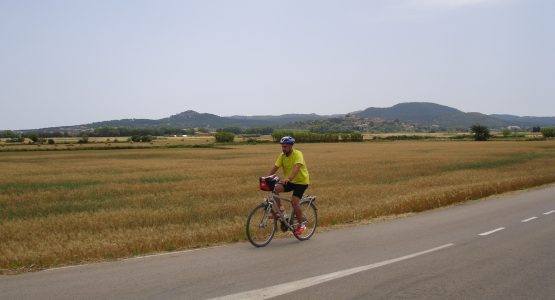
[275,149,310,185]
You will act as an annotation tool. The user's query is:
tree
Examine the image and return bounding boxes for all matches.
[541,127,555,138]
[470,124,491,141]
[78,134,89,144]
[350,132,364,142]
[183,128,196,136]
[502,129,511,137]
[26,134,39,143]
[215,132,235,143]
[1,130,17,138]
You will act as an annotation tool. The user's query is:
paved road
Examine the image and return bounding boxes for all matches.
[1,185,554,300]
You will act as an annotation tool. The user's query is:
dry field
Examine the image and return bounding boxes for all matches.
[1,140,555,273]
[0,136,216,151]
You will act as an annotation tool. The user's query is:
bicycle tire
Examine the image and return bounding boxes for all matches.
[246,204,276,247]
[293,201,318,241]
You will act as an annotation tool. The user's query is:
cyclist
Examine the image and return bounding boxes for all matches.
[267,136,310,235]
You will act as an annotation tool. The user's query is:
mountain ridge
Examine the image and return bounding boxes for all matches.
[351,102,512,130]
[13,102,555,132]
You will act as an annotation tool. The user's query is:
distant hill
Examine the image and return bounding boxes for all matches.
[157,110,269,128]
[352,102,511,130]
[228,113,334,124]
[73,110,270,129]
[489,114,555,127]
[38,110,333,132]
[16,102,555,133]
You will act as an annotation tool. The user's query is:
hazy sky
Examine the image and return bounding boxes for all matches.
[1,0,554,130]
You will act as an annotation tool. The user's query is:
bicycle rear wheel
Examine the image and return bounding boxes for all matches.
[293,201,318,241]
[246,204,276,247]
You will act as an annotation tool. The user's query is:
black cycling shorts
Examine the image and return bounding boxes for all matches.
[279,182,308,199]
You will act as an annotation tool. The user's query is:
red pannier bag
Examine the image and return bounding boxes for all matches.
[259,175,279,191]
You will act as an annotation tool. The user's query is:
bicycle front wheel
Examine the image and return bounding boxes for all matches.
[246,204,276,247]
[293,201,318,241]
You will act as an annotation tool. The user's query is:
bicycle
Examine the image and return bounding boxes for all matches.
[246,176,318,247]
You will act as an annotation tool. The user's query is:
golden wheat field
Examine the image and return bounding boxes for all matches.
[0,136,216,151]
[1,140,555,273]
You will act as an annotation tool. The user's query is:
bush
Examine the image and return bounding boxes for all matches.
[141,135,153,142]
[502,129,511,137]
[47,139,55,145]
[28,134,39,143]
[340,132,363,142]
[215,132,235,143]
[541,127,555,138]
[78,135,89,144]
[470,125,491,141]
[7,137,25,143]
[350,132,363,142]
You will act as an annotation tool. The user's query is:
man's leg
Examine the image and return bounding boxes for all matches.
[273,184,285,214]
[291,195,304,225]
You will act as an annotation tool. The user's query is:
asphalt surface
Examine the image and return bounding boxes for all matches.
[1,185,554,300]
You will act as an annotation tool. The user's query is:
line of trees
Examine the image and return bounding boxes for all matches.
[91,127,191,137]
[271,130,363,143]
[216,126,274,135]
[0,127,204,138]
[0,130,77,138]
[4,125,554,142]
[129,135,154,142]
[469,125,555,140]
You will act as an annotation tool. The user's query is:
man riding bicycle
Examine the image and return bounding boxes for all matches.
[267,136,310,236]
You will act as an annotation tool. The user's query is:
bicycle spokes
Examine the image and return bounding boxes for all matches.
[293,201,318,240]
[246,204,276,247]
[247,195,318,247]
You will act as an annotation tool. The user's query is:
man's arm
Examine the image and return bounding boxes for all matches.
[268,165,279,176]
[281,163,301,184]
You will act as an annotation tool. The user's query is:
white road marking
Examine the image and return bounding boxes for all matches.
[478,227,505,236]
[521,217,538,223]
[544,210,555,215]
[209,243,455,300]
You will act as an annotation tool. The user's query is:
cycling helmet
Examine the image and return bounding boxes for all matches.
[279,136,295,145]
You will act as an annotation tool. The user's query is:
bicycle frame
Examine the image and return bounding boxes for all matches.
[262,193,316,231]
[246,191,318,247]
